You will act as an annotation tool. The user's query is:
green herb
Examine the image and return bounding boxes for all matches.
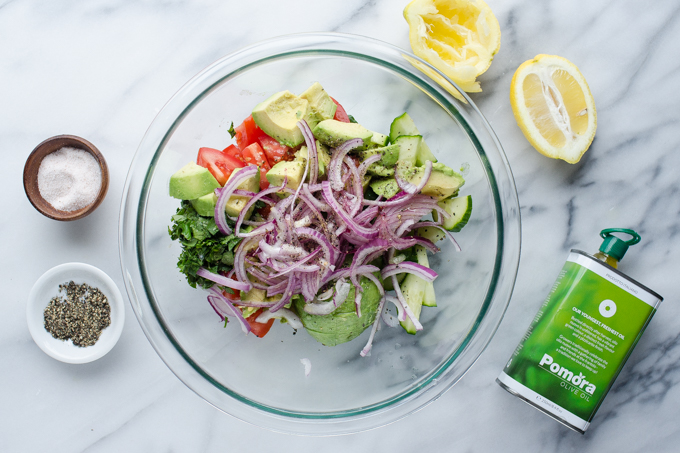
[227,121,236,138]
[348,115,358,124]
[168,201,242,289]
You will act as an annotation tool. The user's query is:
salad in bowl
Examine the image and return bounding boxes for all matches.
[168,82,472,356]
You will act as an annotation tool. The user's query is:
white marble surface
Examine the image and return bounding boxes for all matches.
[3,0,679,451]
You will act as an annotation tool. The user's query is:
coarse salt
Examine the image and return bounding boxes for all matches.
[38,147,102,212]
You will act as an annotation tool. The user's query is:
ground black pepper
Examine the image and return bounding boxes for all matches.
[43,281,111,347]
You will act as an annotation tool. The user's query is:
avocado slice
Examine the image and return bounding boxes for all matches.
[295,277,381,346]
[266,160,306,191]
[369,178,400,199]
[367,163,395,177]
[294,140,331,180]
[312,119,373,148]
[169,162,221,200]
[190,192,218,217]
[299,82,337,125]
[359,144,400,167]
[397,162,465,200]
[252,90,312,148]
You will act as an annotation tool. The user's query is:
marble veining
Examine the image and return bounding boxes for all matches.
[2,0,680,451]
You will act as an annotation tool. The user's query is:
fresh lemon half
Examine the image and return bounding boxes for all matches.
[404,0,501,93]
[510,55,597,164]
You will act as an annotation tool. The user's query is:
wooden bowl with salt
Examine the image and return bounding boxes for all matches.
[23,135,109,221]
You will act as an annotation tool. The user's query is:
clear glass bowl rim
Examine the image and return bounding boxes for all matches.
[119,32,521,435]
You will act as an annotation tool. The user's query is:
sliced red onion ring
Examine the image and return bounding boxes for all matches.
[233,236,259,288]
[357,154,382,180]
[256,307,303,330]
[395,160,433,195]
[360,295,386,357]
[270,274,297,312]
[297,120,318,186]
[321,181,378,240]
[196,267,251,291]
[349,238,390,288]
[268,248,321,278]
[214,164,259,235]
[384,295,404,326]
[206,289,251,334]
[235,181,293,236]
[295,227,335,265]
[316,287,334,301]
[381,261,438,282]
[328,138,363,191]
[390,275,423,330]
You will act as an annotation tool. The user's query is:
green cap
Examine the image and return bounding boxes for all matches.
[599,228,641,261]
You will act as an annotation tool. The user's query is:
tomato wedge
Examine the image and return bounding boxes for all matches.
[256,132,292,165]
[221,289,240,301]
[234,115,261,150]
[246,308,275,338]
[242,142,271,190]
[331,97,350,123]
[223,144,243,163]
[197,147,245,186]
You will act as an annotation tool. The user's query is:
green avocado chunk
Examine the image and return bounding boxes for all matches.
[370,178,400,199]
[313,119,373,148]
[295,277,381,346]
[299,82,337,125]
[266,160,306,190]
[397,161,465,200]
[359,144,400,167]
[252,90,311,148]
[169,162,221,200]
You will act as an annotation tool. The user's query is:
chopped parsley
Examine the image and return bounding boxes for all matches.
[168,201,242,289]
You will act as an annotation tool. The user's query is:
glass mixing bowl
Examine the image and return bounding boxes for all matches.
[119,33,520,435]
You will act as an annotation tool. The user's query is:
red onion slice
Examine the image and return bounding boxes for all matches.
[214,164,259,235]
[360,294,386,357]
[357,154,382,180]
[206,288,252,334]
[321,181,378,240]
[256,307,303,330]
[381,262,438,282]
[235,182,293,236]
[328,138,363,191]
[297,120,319,186]
[395,160,433,195]
[196,267,251,291]
[390,275,423,330]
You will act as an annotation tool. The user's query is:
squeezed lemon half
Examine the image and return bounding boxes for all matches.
[510,55,597,163]
[404,0,501,93]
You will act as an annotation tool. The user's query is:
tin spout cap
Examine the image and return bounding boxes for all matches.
[599,228,641,262]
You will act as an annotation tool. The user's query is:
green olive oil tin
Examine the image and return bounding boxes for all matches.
[497,229,663,433]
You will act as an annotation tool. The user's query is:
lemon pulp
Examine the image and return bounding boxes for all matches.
[404,0,501,93]
[511,55,597,163]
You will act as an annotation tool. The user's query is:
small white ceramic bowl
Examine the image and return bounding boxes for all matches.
[27,263,124,364]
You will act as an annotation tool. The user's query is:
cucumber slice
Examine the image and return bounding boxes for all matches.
[415,245,436,307]
[389,112,419,141]
[394,135,422,166]
[389,112,438,165]
[399,273,425,334]
[383,271,406,291]
[369,131,389,147]
[415,226,446,243]
[437,195,473,232]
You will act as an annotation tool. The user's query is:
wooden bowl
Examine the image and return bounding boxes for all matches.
[23,135,109,221]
